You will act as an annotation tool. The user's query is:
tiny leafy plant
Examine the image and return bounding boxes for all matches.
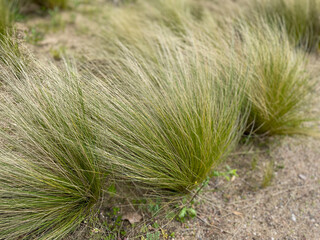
[48,7,66,30]
[174,196,197,223]
[25,27,45,45]
[212,165,239,181]
[177,206,197,222]
[261,160,275,188]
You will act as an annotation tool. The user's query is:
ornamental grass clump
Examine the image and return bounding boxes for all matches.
[86,31,248,194]
[237,22,316,135]
[251,0,320,51]
[0,50,103,239]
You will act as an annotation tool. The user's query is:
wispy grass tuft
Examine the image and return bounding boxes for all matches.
[87,31,248,194]
[102,0,209,56]
[251,0,320,51]
[236,22,317,135]
[0,49,103,239]
[0,0,16,38]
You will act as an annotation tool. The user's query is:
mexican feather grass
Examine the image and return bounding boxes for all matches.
[251,0,320,51]
[236,22,317,135]
[86,30,248,194]
[0,48,103,239]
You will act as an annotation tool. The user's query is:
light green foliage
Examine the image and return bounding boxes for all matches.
[87,31,247,194]
[238,22,316,135]
[48,7,66,30]
[212,165,238,181]
[102,0,210,55]
[0,0,16,38]
[0,52,103,239]
[178,206,196,222]
[145,0,204,35]
[261,160,275,188]
[145,231,160,240]
[252,0,320,51]
[25,27,45,45]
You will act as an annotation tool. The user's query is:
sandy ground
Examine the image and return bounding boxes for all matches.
[173,136,320,240]
[11,0,320,239]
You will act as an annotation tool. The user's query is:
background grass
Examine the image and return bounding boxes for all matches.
[235,22,316,135]
[24,0,68,9]
[0,0,16,38]
[251,0,320,51]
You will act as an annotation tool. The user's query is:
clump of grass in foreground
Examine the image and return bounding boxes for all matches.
[237,22,317,135]
[86,31,248,195]
[0,51,103,239]
[251,0,320,51]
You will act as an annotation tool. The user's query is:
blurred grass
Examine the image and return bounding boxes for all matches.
[251,0,320,51]
[0,0,16,38]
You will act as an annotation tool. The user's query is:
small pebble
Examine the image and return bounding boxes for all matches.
[291,213,297,222]
[298,174,307,180]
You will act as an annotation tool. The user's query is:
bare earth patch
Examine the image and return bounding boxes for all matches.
[172,136,320,240]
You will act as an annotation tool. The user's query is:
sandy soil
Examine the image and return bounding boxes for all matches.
[172,135,320,240]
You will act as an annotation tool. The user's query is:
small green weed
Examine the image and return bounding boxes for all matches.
[175,196,197,223]
[177,206,197,222]
[147,199,162,217]
[50,45,66,61]
[145,231,161,240]
[251,155,259,170]
[261,160,275,188]
[25,27,44,44]
[212,165,239,181]
[48,7,66,30]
